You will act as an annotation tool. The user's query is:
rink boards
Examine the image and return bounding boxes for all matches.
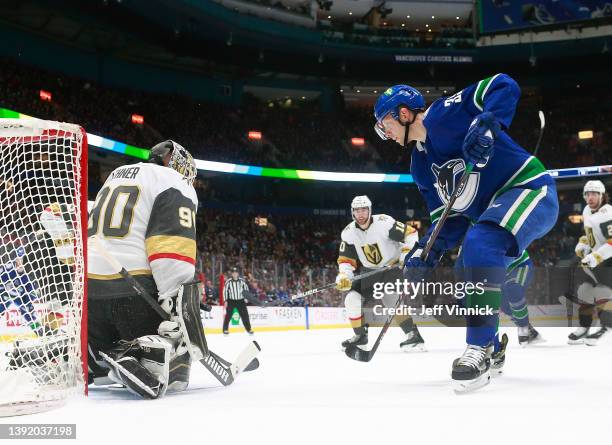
[0,302,579,339]
[201,304,578,334]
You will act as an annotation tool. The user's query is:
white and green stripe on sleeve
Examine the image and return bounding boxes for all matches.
[473,74,501,112]
[499,186,548,236]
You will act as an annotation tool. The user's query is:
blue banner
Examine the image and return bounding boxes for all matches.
[480,0,612,33]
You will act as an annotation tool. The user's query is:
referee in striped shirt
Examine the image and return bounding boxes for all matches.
[222,267,253,335]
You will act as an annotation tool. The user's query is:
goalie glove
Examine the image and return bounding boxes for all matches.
[575,236,591,259]
[39,203,75,265]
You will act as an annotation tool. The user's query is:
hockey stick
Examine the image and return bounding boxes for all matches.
[345,163,475,362]
[533,110,545,156]
[289,264,399,301]
[89,236,260,385]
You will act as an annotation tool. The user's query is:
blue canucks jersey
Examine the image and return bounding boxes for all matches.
[411,73,555,249]
[0,261,37,300]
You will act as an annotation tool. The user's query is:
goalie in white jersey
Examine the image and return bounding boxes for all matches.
[87,140,203,398]
[335,195,424,351]
[568,180,612,346]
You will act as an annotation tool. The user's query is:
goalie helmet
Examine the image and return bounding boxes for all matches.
[351,195,372,221]
[583,180,605,197]
[149,140,197,186]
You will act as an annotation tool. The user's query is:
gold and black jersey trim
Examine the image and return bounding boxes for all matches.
[145,187,197,265]
[337,240,358,267]
[88,269,152,280]
[88,273,157,300]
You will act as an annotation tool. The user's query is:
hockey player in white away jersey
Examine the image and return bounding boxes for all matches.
[569,180,612,346]
[336,195,423,351]
[87,140,203,398]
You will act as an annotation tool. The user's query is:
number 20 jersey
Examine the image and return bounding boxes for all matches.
[583,203,612,262]
[88,162,198,300]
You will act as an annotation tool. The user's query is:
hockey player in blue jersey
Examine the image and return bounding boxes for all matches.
[501,251,543,346]
[0,247,44,337]
[374,74,558,392]
[456,247,544,350]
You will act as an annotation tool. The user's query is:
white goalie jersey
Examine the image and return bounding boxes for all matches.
[88,162,198,300]
[337,214,419,273]
[582,203,612,263]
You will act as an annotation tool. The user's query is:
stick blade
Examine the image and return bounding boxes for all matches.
[344,344,373,362]
[243,357,260,372]
[231,341,261,376]
[538,110,545,128]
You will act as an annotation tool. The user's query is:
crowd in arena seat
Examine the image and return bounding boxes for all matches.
[3,57,610,176]
[0,58,605,306]
[195,185,586,307]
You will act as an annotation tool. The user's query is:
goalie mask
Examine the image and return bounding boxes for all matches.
[149,140,197,186]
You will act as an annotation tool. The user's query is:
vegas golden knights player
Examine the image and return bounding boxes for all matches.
[569,180,612,346]
[87,140,203,398]
[335,195,425,351]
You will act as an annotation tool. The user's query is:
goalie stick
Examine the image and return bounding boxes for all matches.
[89,236,260,386]
[345,163,475,363]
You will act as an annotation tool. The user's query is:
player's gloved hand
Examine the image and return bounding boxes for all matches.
[581,252,603,268]
[575,236,591,259]
[462,111,500,168]
[335,272,353,291]
[403,237,444,283]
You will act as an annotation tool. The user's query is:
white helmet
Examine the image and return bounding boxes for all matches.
[583,180,606,197]
[351,195,372,221]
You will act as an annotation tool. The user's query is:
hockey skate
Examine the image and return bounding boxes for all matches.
[585,326,608,346]
[399,326,426,352]
[490,333,508,377]
[568,327,589,345]
[452,344,491,394]
[518,324,544,346]
[341,326,368,351]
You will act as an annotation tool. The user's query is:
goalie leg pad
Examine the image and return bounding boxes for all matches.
[176,281,209,360]
[99,337,171,399]
[168,349,192,392]
[137,335,172,396]
[100,352,164,399]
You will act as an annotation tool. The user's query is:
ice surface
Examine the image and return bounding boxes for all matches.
[3,327,611,445]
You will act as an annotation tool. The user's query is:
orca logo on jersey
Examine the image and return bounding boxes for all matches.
[431,159,479,212]
[361,243,383,265]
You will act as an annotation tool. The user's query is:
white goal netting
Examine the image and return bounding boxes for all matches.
[0,118,87,416]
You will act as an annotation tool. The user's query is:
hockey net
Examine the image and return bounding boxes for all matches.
[0,118,87,416]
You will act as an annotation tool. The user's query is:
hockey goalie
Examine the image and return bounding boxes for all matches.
[87,140,206,399]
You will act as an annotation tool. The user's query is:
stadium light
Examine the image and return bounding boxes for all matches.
[578,130,593,139]
[39,90,52,102]
[351,137,365,146]
[131,114,144,125]
[248,131,262,140]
